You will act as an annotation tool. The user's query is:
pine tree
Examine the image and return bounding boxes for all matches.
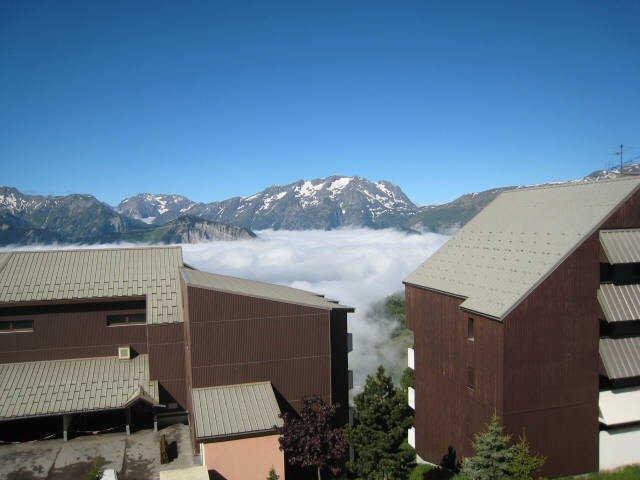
[266,467,280,480]
[508,435,545,480]
[460,416,514,480]
[347,366,415,480]
[278,396,349,480]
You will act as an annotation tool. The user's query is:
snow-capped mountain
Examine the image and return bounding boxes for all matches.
[0,187,255,245]
[118,193,196,224]
[116,176,418,230]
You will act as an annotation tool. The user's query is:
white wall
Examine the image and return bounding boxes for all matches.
[599,387,640,426]
[408,426,416,448]
[600,425,640,471]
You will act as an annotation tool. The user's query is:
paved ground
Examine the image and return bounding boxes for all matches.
[0,424,195,480]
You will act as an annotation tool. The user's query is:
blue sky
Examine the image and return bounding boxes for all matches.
[1,1,639,206]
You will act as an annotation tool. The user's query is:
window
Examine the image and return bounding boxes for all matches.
[467,317,474,341]
[0,319,34,332]
[466,366,475,390]
[106,313,146,326]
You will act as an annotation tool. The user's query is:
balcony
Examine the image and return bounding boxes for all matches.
[348,370,354,390]
[408,347,415,370]
[347,332,353,353]
[408,386,415,409]
[408,426,416,448]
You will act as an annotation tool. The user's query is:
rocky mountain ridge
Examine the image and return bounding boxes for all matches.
[0,187,255,246]
[2,163,637,245]
[118,176,417,230]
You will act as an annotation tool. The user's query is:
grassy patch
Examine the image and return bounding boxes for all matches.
[409,464,455,480]
[559,465,640,479]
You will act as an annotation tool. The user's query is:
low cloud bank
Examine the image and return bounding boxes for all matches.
[182,228,447,388]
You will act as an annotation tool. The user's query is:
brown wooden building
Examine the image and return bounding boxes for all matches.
[0,246,353,479]
[404,177,640,477]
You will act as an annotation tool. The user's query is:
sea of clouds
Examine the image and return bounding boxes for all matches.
[181,228,448,389]
[2,228,447,390]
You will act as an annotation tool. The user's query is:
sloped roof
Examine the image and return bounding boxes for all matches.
[0,247,184,324]
[191,381,283,439]
[600,337,640,380]
[182,268,354,311]
[404,177,640,319]
[0,354,158,420]
[601,229,640,264]
[598,283,640,323]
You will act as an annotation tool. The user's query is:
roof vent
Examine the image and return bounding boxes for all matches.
[118,346,131,360]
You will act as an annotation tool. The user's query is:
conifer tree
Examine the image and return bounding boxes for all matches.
[508,435,545,480]
[460,416,514,480]
[347,366,415,480]
[266,467,280,480]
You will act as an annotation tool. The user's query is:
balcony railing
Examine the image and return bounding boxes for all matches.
[348,370,354,390]
[408,386,415,409]
[408,347,415,370]
[347,332,353,353]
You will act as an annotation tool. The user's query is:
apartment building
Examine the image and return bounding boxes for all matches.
[0,246,353,479]
[404,177,640,477]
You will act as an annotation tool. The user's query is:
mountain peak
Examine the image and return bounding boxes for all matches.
[118,175,417,230]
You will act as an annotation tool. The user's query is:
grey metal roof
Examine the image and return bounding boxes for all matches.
[191,381,283,439]
[0,354,159,420]
[182,268,354,311]
[601,229,640,264]
[600,337,640,380]
[598,283,640,323]
[404,177,640,320]
[0,247,184,324]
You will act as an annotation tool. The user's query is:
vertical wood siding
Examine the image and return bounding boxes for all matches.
[186,286,338,416]
[406,285,502,464]
[0,301,188,409]
[503,234,600,476]
[0,306,148,363]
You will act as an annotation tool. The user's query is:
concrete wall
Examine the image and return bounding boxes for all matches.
[599,426,640,470]
[201,434,285,480]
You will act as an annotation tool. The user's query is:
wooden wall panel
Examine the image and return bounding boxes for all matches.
[503,234,600,476]
[0,307,148,363]
[186,286,338,416]
[147,323,187,408]
[406,285,502,464]
[0,302,189,409]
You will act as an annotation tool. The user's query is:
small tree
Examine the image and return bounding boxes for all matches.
[347,366,415,480]
[279,396,348,480]
[460,416,513,480]
[508,435,545,480]
[266,467,280,480]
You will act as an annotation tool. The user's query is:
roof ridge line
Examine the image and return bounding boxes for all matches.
[191,380,272,391]
[506,175,640,194]
[6,245,183,255]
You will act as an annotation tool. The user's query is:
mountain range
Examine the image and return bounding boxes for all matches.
[1,164,637,246]
[0,187,254,246]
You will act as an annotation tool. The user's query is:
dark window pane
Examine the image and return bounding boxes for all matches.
[127,314,146,324]
[107,315,127,326]
[0,321,10,331]
[467,317,474,340]
[12,320,33,331]
[467,367,475,389]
